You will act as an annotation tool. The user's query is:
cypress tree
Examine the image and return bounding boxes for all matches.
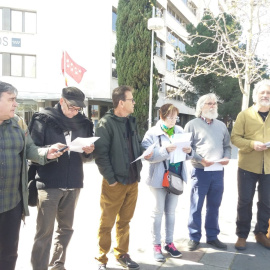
[115,0,158,136]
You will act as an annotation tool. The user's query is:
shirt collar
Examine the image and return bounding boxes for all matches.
[200,116,213,125]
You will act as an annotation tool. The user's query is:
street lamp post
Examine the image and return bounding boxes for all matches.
[147,6,164,130]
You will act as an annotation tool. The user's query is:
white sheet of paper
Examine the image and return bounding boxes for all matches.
[169,133,192,163]
[131,142,157,164]
[264,142,270,148]
[204,163,223,171]
[68,137,99,153]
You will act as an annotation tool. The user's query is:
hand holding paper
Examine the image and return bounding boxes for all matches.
[131,141,157,163]
[68,137,99,153]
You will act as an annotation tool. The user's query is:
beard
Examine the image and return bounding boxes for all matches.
[258,99,270,107]
[202,108,218,119]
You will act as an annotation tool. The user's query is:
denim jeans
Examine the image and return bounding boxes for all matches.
[0,201,22,270]
[31,188,80,270]
[236,168,270,238]
[95,180,138,265]
[149,186,179,245]
[188,168,224,242]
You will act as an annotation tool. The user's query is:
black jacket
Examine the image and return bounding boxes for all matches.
[29,104,93,189]
[94,109,143,185]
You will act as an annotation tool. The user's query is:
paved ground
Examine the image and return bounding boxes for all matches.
[16,146,270,269]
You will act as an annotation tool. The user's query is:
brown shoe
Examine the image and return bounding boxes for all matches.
[255,232,270,249]
[235,237,246,250]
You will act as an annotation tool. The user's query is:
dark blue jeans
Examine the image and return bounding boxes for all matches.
[0,201,22,270]
[188,168,224,242]
[236,168,270,238]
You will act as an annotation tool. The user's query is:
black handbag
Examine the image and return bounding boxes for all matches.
[28,164,38,207]
[28,179,38,207]
[159,136,184,195]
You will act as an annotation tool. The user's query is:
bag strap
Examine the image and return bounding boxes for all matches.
[158,135,168,171]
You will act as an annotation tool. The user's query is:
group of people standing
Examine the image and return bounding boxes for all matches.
[0,79,270,270]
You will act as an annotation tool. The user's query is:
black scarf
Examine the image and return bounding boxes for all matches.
[28,103,90,134]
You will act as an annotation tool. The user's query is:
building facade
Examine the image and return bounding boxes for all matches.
[0,0,227,127]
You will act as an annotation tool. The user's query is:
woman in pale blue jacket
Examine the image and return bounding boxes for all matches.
[142,104,192,262]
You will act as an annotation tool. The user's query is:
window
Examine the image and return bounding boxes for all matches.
[11,10,22,32]
[167,5,188,29]
[168,30,186,52]
[155,39,164,58]
[166,84,183,101]
[3,9,37,33]
[112,54,117,78]
[24,55,36,77]
[11,55,22,76]
[112,10,117,31]
[0,9,2,30]
[25,12,37,33]
[166,57,175,72]
[5,54,36,77]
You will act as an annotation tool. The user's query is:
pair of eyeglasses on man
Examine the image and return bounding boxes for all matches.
[64,99,82,112]
[205,102,217,106]
[125,98,136,103]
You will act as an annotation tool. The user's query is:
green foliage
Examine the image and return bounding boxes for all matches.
[115,0,158,136]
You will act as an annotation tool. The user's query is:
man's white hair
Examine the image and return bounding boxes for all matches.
[252,79,270,103]
[195,93,217,117]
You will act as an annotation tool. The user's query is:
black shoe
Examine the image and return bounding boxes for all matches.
[98,264,106,270]
[188,240,200,251]
[207,238,227,249]
[117,254,140,269]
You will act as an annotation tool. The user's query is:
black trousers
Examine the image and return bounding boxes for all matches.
[0,201,22,270]
[236,168,270,238]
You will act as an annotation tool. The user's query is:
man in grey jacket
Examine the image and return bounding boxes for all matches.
[0,81,65,270]
[184,93,231,251]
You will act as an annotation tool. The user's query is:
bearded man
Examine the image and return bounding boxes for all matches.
[184,93,231,251]
[231,79,270,250]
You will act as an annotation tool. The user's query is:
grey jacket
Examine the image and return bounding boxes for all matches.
[141,121,192,188]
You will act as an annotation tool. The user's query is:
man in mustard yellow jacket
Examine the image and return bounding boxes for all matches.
[231,79,270,250]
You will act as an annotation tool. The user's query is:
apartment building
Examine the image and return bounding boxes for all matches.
[0,0,227,126]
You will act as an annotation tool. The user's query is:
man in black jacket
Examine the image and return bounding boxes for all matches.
[29,87,94,270]
[94,86,152,270]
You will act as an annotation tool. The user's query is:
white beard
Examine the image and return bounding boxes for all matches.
[202,109,218,119]
[258,99,270,107]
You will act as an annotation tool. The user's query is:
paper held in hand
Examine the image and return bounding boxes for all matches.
[204,158,228,171]
[68,137,99,153]
[169,132,192,163]
[264,142,270,148]
[131,141,157,164]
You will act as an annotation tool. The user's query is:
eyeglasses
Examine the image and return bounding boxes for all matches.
[125,98,135,103]
[166,116,179,121]
[205,102,217,106]
[64,99,82,112]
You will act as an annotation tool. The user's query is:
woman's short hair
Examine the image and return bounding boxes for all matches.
[159,103,179,120]
[195,93,217,117]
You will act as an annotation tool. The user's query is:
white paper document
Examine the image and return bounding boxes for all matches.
[204,159,227,171]
[131,142,157,164]
[264,142,270,148]
[68,137,99,153]
[169,133,192,163]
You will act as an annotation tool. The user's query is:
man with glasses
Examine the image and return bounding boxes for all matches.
[94,85,152,270]
[184,93,231,251]
[29,87,95,270]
